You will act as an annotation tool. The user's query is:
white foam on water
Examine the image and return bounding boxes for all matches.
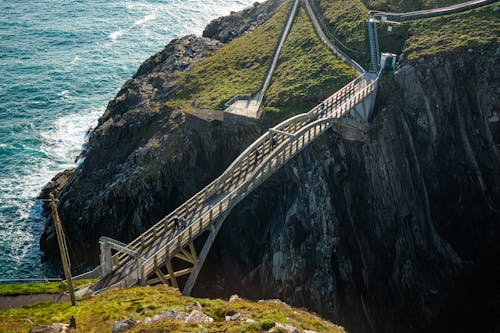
[0,0,264,278]
[0,105,102,277]
[134,13,157,26]
[40,107,101,165]
[109,29,127,41]
[70,56,80,65]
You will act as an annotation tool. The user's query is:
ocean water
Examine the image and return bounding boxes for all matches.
[0,0,259,279]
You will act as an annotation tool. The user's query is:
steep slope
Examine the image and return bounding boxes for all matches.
[314,0,499,67]
[39,0,356,270]
[0,285,345,332]
[39,1,499,332]
[194,45,500,333]
[363,0,470,11]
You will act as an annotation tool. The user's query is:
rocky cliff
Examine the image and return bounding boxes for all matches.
[40,1,499,332]
[192,48,500,333]
[39,0,282,267]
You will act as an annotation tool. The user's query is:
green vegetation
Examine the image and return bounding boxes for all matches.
[317,0,370,56]
[0,285,345,333]
[317,0,498,67]
[362,0,466,11]
[167,0,358,121]
[265,4,358,118]
[166,0,291,111]
[404,4,500,60]
[0,280,93,296]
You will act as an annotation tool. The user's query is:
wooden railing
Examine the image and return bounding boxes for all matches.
[223,0,301,116]
[102,74,373,284]
[84,72,379,293]
[369,0,495,22]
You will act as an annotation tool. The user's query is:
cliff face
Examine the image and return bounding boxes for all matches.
[192,48,500,333]
[40,4,499,333]
[39,1,282,267]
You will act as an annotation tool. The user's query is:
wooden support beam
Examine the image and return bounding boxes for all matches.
[174,251,194,264]
[189,242,198,262]
[155,270,170,286]
[181,248,193,260]
[165,267,193,279]
[165,260,178,289]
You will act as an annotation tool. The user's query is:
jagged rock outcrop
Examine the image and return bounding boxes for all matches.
[40,1,499,332]
[203,0,283,43]
[39,0,280,272]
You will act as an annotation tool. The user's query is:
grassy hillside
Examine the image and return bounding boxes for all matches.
[166,0,291,111]
[264,3,358,120]
[166,0,358,120]
[0,280,93,296]
[316,0,498,67]
[404,3,500,60]
[315,0,370,67]
[362,0,468,11]
[0,285,345,333]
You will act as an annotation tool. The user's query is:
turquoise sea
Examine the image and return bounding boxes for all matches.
[0,0,258,279]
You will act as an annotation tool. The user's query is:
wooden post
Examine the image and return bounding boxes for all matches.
[49,194,76,306]
[165,259,178,289]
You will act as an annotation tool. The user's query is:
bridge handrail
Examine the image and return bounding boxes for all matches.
[110,74,375,274]
[72,266,102,281]
[224,93,254,109]
[108,74,371,269]
[244,84,377,188]
[257,0,301,107]
[222,0,300,114]
[213,74,365,186]
[139,76,379,278]
[369,0,494,22]
[93,0,496,290]
[140,124,310,277]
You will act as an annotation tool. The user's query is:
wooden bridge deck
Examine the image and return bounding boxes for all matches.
[82,0,494,296]
[87,72,378,294]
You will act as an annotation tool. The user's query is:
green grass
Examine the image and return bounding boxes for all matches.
[404,4,500,60]
[166,0,292,111]
[0,280,93,296]
[316,0,370,67]
[0,285,346,333]
[265,4,358,111]
[362,0,467,11]
[166,0,358,121]
[316,0,498,67]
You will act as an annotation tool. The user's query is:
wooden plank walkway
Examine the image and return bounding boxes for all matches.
[87,72,378,294]
[82,0,495,296]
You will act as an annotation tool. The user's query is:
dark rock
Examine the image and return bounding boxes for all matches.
[193,47,500,333]
[203,0,282,43]
[225,312,242,321]
[39,0,279,272]
[39,1,499,332]
[38,169,75,217]
[184,301,202,312]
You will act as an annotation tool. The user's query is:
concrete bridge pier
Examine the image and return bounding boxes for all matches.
[99,240,113,277]
[349,72,378,122]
